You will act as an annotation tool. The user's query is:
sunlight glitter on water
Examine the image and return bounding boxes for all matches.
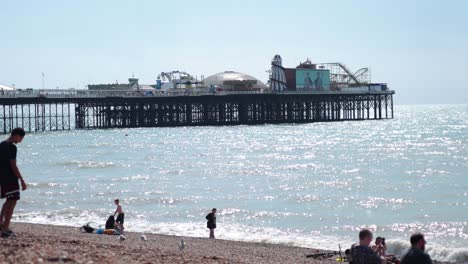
[10,104,468,262]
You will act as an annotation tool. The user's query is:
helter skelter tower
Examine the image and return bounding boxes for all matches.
[269,54,287,92]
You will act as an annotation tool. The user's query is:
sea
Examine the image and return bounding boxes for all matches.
[10,104,468,263]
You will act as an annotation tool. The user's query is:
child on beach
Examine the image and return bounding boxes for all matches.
[205,208,217,239]
[113,199,124,232]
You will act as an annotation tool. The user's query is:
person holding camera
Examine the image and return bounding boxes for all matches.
[372,237,387,258]
[372,236,401,264]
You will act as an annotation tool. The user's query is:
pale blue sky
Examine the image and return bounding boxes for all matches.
[1,0,467,104]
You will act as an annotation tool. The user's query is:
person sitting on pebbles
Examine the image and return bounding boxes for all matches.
[372,237,387,258]
[372,236,401,264]
[401,233,433,264]
[350,229,383,264]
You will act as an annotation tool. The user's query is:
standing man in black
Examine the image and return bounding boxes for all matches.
[0,128,27,238]
[401,233,433,264]
[206,208,217,239]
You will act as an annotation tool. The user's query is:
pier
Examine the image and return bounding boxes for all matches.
[0,90,394,133]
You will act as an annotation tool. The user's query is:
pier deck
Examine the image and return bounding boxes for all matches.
[0,90,394,133]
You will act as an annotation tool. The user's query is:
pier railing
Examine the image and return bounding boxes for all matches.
[0,88,393,99]
[0,89,394,134]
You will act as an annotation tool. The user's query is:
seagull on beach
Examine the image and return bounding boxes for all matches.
[141,234,147,241]
[178,239,186,261]
[178,239,185,252]
[119,234,126,243]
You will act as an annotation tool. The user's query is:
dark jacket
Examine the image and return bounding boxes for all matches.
[401,247,433,264]
[351,245,381,264]
[206,213,216,229]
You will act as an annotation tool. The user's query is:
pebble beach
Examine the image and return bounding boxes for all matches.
[1,223,453,264]
[1,223,340,264]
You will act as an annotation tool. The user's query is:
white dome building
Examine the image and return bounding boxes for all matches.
[203,71,268,91]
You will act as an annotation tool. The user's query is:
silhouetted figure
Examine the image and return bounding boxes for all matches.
[205,208,217,239]
[0,128,27,238]
[351,229,382,264]
[401,233,433,264]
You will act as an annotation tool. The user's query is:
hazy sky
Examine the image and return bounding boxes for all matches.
[1,0,467,104]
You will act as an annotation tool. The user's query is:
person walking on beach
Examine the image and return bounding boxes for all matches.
[351,229,382,264]
[401,233,433,264]
[0,128,27,238]
[205,208,217,239]
[114,199,124,231]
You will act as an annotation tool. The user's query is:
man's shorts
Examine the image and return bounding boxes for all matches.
[116,213,125,225]
[0,183,20,201]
